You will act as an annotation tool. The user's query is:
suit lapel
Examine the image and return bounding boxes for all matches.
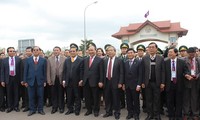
[37,57,42,67]
[89,56,96,69]
[155,55,160,70]
[113,57,118,71]
[72,57,79,69]
[128,59,135,70]
[185,57,191,70]
[86,57,90,69]
[195,58,199,74]
[15,57,18,70]
[176,59,180,76]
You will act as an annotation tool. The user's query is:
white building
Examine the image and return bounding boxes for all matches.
[18,39,35,53]
[112,20,188,49]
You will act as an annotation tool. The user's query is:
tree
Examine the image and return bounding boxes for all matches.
[79,39,93,55]
[45,50,52,57]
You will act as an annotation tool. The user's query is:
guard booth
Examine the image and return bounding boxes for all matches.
[112,20,188,48]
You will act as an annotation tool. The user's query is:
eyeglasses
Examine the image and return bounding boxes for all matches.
[9,51,15,52]
[70,50,76,53]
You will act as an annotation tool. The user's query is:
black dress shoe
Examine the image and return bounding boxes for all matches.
[14,107,20,112]
[51,109,57,114]
[6,108,13,113]
[145,115,154,120]
[126,115,133,119]
[94,112,99,117]
[84,111,92,116]
[75,111,80,116]
[38,111,45,115]
[23,107,29,112]
[21,104,25,109]
[169,117,174,120]
[134,115,139,120]
[154,115,161,120]
[0,108,5,112]
[28,111,36,116]
[59,109,64,113]
[65,110,73,115]
[115,114,120,120]
[103,113,112,118]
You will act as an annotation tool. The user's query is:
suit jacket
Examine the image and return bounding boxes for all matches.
[103,57,124,89]
[141,54,165,87]
[62,56,83,87]
[164,58,189,92]
[183,57,200,88]
[83,56,103,87]
[47,56,66,85]
[23,56,47,86]
[0,59,2,82]
[124,58,142,89]
[1,56,21,84]
[119,54,128,63]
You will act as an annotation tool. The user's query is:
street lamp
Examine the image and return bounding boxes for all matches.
[84,1,98,55]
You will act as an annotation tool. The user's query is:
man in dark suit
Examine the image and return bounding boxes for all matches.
[62,43,83,116]
[164,47,190,120]
[119,43,129,109]
[20,47,33,112]
[102,46,124,120]
[123,48,142,120]
[182,47,200,120]
[136,44,146,113]
[79,44,103,117]
[0,56,4,112]
[1,47,21,113]
[141,42,165,120]
[47,46,66,114]
[23,46,47,116]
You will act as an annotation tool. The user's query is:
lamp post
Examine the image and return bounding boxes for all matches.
[84,1,98,55]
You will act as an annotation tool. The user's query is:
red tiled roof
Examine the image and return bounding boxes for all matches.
[112,20,188,39]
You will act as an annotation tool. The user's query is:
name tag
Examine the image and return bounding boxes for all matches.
[191,70,196,76]
[172,71,176,78]
[10,66,14,71]
[150,62,156,65]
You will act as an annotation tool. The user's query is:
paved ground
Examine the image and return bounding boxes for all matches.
[0,105,168,120]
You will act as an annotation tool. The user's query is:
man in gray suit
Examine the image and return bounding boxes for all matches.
[141,42,165,120]
[182,47,200,120]
[47,46,66,114]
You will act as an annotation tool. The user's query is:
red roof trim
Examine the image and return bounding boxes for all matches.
[112,20,188,39]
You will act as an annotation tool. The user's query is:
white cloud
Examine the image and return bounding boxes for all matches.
[0,0,199,52]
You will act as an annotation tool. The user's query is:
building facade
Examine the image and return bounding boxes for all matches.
[18,39,35,53]
[112,20,188,48]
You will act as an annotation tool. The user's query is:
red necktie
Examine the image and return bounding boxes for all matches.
[10,57,14,76]
[89,56,93,68]
[34,57,38,65]
[107,58,112,80]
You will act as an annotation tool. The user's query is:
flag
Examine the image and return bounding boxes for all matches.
[144,10,149,18]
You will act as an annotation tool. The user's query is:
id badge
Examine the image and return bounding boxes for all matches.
[172,71,176,78]
[10,66,14,71]
[191,70,195,76]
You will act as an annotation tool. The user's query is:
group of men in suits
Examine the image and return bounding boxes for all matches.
[1,42,200,120]
[0,46,47,116]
